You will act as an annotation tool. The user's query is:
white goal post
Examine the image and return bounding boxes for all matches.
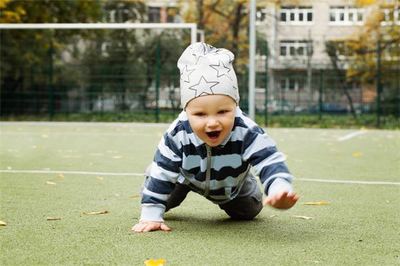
[0,23,198,44]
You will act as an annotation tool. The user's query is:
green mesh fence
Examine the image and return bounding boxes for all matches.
[1,28,399,127]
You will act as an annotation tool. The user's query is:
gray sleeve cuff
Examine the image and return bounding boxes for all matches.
[268,178,293,197]
[140,204,166,222]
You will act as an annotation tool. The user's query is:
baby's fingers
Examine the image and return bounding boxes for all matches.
[132,223,147,232]
[142,223,157,232]
[287,192,300,201]
[160,223,171,232]
[132,222,171,233]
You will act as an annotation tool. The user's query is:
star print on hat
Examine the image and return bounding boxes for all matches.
[177,42,239,108]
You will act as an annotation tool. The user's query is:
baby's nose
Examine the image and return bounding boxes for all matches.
[206,117,219,128]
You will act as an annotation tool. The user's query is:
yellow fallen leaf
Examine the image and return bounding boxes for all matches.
[82,210,109,215]
[58,173,64,179]
[46,181,56,185]
[303,201,330,206]
[292,215,313,220]
[47,217,62,221]
[352,152,363,158]
[0,220,7,226]
[144,259,166,266]
[129,194,140,199]
[96,176,104,181]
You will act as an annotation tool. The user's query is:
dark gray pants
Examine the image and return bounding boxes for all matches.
[166,176,263,220]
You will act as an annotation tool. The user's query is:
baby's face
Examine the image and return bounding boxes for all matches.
[186,94,236,147]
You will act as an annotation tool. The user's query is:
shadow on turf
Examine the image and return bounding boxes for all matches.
[163,212,319,242]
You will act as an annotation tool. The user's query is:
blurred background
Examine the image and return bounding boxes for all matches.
[0,0,399,128]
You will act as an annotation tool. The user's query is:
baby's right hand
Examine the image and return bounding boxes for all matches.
[131,221,171,233]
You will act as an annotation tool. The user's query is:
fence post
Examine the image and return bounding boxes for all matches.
[397,46,400,121]
[48,34,55,120]
[155,38,161,123]
[376,40,382,128]
[318,69,324,120]
[264,43,269,126]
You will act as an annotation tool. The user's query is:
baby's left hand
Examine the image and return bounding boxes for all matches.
[264,191,299,209]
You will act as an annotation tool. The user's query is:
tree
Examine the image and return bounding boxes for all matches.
[0,0,102,115]
[1,0,190,115]
[84,0,147,111]
[325,1,400,117]
[179,0,249,73]
[133,31,188,110]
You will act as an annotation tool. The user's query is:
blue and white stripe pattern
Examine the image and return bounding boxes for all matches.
[140,107,294,222]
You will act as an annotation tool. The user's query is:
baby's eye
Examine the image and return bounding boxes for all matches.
[218,110,229,114]
[194,112,206,117]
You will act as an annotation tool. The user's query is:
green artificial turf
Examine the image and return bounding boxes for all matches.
[0,122,399,265]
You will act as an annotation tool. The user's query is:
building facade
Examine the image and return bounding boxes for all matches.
[106,0,399,113]
[256,0,399,113]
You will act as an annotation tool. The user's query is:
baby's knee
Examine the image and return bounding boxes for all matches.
[220,196,263,220]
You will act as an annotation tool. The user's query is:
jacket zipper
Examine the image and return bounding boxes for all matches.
[204,145,212,197]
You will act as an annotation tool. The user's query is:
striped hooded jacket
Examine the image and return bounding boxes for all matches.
[140,107,294,222]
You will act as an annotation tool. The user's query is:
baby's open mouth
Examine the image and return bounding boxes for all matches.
[206,131,221,139]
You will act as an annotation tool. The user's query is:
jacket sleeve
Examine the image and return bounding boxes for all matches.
[242,127,294,196]
[140,133,182,222]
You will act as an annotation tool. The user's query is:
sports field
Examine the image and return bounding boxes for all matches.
[1,122,399,265]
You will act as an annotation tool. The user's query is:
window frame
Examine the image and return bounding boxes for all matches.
[279,40,311,58]
[279,76,305,92]
[279,6,314,25]
[329,6,364,26]
[381,7,400,26]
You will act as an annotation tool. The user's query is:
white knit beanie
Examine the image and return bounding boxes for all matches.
[177,42,239,109]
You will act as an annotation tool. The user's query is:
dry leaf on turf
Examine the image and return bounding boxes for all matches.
[82,210,109,215]
[292,215,313,220]
[46,181,56,185]
[303,201,330,206]
[47,217,62,221]
[0,220,7,226]
[352,152,363,158]
[144,259,166,266]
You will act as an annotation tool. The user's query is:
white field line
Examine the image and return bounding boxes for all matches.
[0,132,153,137]
[0,169,143,177]
[1,169,399,186]
[337,130,367,141]
[297,177,400,186]
[0,121,170,127]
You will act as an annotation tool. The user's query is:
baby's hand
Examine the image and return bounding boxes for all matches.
[264,191,299,210]
[131,221,171,233]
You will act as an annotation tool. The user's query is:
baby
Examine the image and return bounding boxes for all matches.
[132,42,299,232]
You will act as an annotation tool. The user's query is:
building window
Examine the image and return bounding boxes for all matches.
[279,6,313,24]
[381,7,400,26]
[148,6,160,22]
[327,41,352,59]
[329,6,364,25]
[280,77,305,91]
[256,7,267,22]
[280,40,311,57]
[384,42,400,60]
[166,7,180,23]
